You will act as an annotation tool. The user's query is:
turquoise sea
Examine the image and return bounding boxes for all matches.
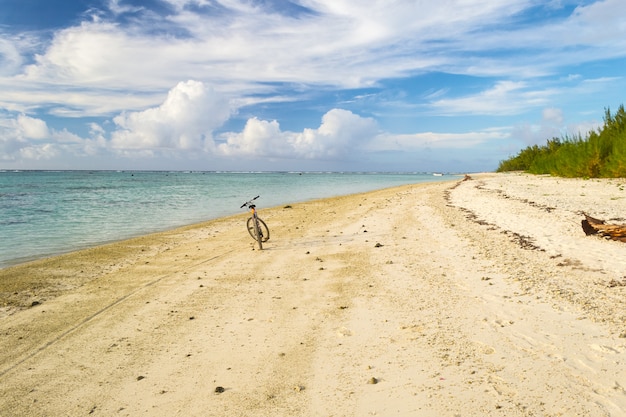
[0,171,453,268]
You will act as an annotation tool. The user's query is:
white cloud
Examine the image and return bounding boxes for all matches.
[370,129,510,151]
[0,122,21,161]
[1,0,624,171]
[0,38,24,76]
[8,0,615,117]
[2,85,380,164]
[19,22,172,88]
[19,143,60,161]
[1,114,50,161]
[542,107,564,125]
[217,118,283,157]
[106,0,145,15]
[110,80,231,151]
[568,0,626,46]
[0,113,92,161]
[217,109,378,160]
[511,106,601,147]
[429,81,554,116]
[17,114,50,139]
[53,128,85,144]
[0,0,621,128]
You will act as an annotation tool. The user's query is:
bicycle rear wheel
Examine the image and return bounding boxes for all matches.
[247,217,270,247]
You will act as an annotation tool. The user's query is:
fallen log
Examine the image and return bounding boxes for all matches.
[581,214,626,242]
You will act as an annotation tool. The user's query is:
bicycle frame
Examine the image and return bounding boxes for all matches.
[250,206,262,249]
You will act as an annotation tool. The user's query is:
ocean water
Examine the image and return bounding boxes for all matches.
[0,170,452,268]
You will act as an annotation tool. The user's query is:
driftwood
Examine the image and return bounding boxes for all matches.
[581,214,626,242]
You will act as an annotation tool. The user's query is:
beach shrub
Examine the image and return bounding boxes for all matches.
[600,106,626,177]
[498,104,626,178]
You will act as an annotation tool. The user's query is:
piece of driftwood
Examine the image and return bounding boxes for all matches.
[581,214,626,242]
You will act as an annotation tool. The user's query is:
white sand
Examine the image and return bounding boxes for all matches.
[1,172,625,416]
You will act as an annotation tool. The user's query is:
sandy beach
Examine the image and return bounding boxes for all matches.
[1,172,625,416]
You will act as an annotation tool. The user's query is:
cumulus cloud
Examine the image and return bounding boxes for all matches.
[217,109,378,160]
[1,83,380,165]
[16,114,50,139]
[217,118,284,157]
[0,113,90,161]
[110,80,231,151]
[18,143,61,161]
[0,113,49,161]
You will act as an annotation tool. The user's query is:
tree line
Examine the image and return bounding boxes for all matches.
[497,105,626,178]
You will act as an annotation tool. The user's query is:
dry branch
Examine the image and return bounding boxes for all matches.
[581,214,626,242]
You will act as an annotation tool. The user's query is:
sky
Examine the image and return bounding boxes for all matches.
[0,0,624,172]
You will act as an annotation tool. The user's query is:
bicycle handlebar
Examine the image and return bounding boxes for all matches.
[240,195,260,208]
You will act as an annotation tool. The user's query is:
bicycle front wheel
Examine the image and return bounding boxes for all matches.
[247,217,270,242]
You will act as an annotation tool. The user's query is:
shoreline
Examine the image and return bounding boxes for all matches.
[0,171,458,270]
[1,173,625,416]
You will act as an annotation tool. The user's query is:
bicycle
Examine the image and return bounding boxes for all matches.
[240,196,270,250]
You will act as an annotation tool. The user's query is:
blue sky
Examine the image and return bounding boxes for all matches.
[1,0,624,172]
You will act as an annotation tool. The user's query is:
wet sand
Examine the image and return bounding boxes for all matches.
[1,172,625,416]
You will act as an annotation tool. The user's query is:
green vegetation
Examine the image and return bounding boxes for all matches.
[497,105,626,177]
